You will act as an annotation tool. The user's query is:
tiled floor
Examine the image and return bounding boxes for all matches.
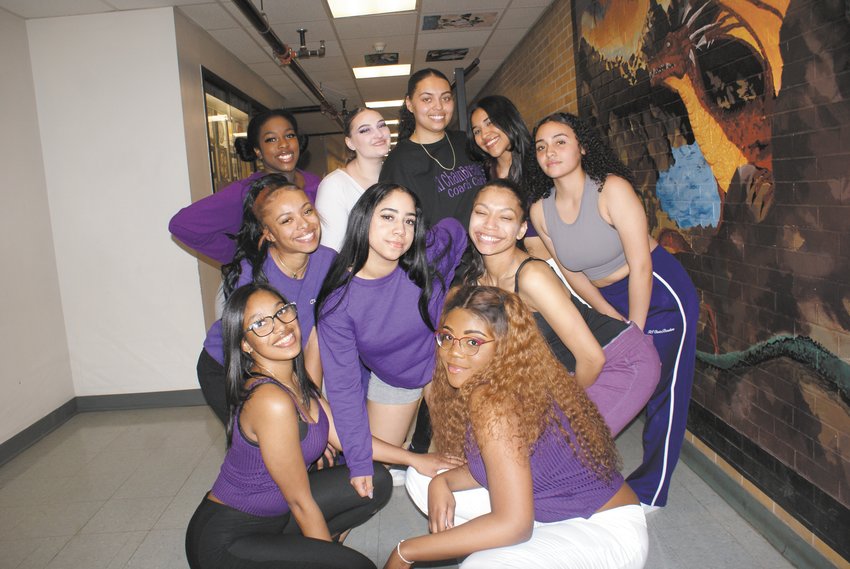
[0,406,796,569]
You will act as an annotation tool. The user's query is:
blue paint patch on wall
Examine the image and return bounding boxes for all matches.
[655,143,721,228]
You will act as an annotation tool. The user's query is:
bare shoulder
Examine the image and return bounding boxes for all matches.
[600,175,637,198]
[243,383,298,421]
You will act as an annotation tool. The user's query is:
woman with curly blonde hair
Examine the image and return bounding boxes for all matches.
[385,286,648,569]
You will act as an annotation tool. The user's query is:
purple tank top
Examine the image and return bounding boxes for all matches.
[465,404,622,522]
[211,377,329,517]
[541,175,626,280]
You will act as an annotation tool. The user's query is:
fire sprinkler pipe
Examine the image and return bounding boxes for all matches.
[231,0,343,127]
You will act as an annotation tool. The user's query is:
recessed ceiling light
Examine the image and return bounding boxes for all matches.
[328,0,416,18]
[366,100,404,108]
[353,64,410,79]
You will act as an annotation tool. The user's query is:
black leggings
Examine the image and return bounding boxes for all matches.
[197,349,228,425]
[186,464,392,569]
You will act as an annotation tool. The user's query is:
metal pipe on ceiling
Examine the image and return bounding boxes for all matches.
[230,0,344,127]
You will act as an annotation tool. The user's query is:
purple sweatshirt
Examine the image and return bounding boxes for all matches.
[168,170,321,264]
[203,246,336,365]
[317,218,467,478]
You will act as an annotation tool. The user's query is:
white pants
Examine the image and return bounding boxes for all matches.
[405,467,648,569]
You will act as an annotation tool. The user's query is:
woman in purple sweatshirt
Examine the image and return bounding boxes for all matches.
[316,183,467,500]
[169,108,321,264]
[196,174,335,424]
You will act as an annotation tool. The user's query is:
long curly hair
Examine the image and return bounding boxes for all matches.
[527,112,636,202]
[221,174,305,298]
[430,285,620,481]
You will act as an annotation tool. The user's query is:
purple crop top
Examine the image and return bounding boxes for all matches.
[541,175,627,281]
[211,377,329,517]
[465,404,622,522]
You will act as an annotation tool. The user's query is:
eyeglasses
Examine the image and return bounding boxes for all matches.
[434,331,494,356]
[246,303,297,337]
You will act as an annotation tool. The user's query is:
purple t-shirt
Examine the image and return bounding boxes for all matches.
[169,169,321,264]
[317,218,467,478]
[211,377,329,517]
[466,404,623,522]
[203,246,336,364]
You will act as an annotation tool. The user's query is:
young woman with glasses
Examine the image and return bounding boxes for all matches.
[461,179,660,436]
[316,182,467,500]
[186,283,393,569]
[196,174,335,424]
[387,286,648,569]
[170,109,321,264]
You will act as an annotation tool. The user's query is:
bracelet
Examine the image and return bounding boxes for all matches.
[396,539,414,565]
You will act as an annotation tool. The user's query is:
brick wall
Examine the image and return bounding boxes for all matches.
[477,0,578,122]
[479,0,850,562]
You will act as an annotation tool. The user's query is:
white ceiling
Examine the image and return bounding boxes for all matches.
[1,0,554,134]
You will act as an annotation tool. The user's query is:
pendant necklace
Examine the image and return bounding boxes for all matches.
[274,249,308,279]
[418,134,456,171]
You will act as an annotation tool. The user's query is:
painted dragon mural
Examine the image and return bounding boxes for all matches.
[574,0,850,556]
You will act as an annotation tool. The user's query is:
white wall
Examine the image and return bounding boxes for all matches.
[0,8,75,443]
[27,8,204,395]
[173,10,285,328]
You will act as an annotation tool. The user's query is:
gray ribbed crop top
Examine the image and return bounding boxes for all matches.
[541,176,626,281]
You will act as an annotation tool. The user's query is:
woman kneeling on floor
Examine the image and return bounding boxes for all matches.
[388,286,648,569]
[186,283,392,569]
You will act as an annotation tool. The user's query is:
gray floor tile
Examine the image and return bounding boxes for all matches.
[0,406,800,569]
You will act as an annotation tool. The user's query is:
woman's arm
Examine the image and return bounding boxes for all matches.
[600,177,653,331]
[317,308,375,487]
[168,175,255,264]
[244,385,332,541]
[529,201,624,320]
[518,262,605,388]
[385,399,535,566]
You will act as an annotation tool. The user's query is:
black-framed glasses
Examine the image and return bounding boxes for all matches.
[434,331,494,356]
[246,303,297,337]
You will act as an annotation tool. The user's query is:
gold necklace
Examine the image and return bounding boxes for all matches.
[417,134,456,171]
[274,249,308,279]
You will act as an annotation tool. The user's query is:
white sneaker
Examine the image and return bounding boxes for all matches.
[389,466,407,487]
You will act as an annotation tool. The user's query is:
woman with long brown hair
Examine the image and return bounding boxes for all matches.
[386,286,648,569]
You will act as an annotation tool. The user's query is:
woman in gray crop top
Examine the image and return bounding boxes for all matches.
[526,112,699,512]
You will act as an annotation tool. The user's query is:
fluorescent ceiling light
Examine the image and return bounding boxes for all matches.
[207,114,229,122]
[366,99,404,108]
[328,0,415,18]
[390,133,398,138]
[353,64,410,79]
[385,119,399,125]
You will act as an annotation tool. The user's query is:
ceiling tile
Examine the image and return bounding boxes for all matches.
[208,28,272,64]
[417,29,491,50]
[332,13,417,40]
[0,0,113,18]
[177,3,237,30]
[107,0,208,8]
[421,0,510,12]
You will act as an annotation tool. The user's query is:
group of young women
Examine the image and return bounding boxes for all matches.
[169,67,698,569]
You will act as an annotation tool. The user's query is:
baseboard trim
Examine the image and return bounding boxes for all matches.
[75,389,206,412]
[680,440,834,569]
[0,389,205,467]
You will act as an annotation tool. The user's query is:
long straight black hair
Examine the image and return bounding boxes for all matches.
[221,174,304,298]
[315,182,444,331]
[221,283,318,447]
